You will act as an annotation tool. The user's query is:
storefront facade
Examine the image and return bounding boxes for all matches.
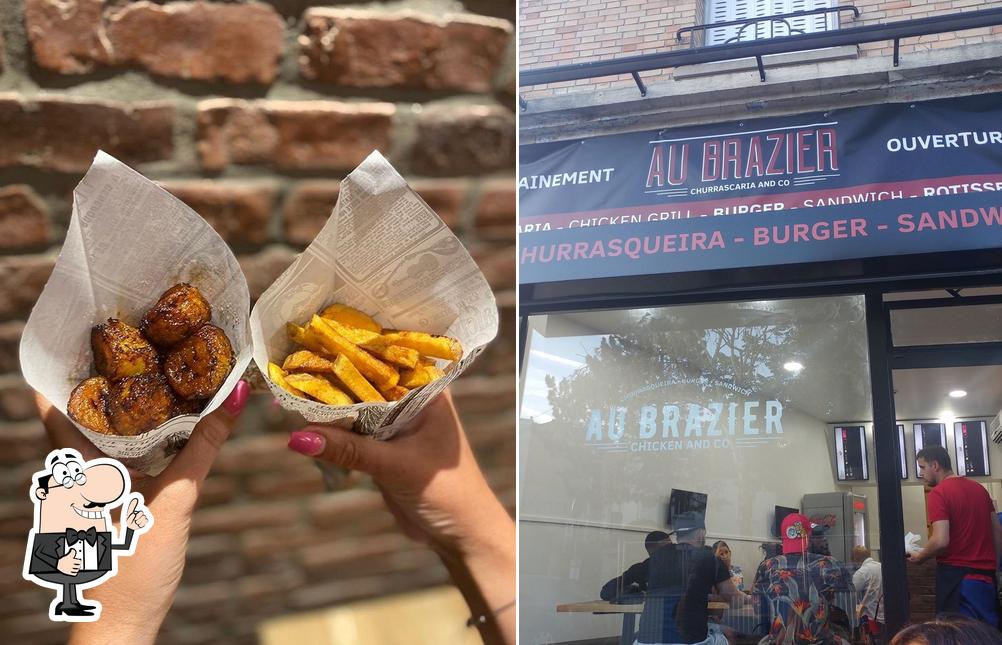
[518,3,1002,643]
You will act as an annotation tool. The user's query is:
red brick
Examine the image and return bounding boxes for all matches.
[0,255,55,320]
[193,475,239,508]
[246,468,326,499]
[0,186,50,251]
[0,321,25,374]
[0,420,49,466]
[282,181,339,246]
[411,179,467,231]
[212,432,304,474]
[297,533,411,570]
[160,181,276,246]
[106,1,284,84]
[303,543,439,581]
[451,374,517,417]
[191,501,300,535]
[307,488,388,528]
[27,0,284,84]
[411,105,515,175]
[237,246,296,301]
[288,568,448,609]
[0,95,174,173]
[24,0,106,74]
[0,377,36,421]
[474,179,515,242]
[300,10,511,92]
[470,243,516,290]
[196,99,395,172]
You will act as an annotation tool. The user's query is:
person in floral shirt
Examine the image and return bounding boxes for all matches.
[751,513,855,644]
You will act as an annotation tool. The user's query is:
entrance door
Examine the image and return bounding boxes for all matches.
[885,288,1002,625]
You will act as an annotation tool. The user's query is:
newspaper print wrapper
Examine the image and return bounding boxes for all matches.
[19,151,252,476]
[250,150,498,440]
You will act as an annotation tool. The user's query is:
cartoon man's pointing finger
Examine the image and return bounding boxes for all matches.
[23,449,152,621]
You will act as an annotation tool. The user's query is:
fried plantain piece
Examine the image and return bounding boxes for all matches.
[174,398,205,416]
[284,373,353,406]
[282,350,337,374]
[309,316,399,390]
[379,385,410,402]
[268,362,307,398]
[164,324,235,400]
[141,283,212,347]
[319,303,382,333]
[67,376,114,435]
[107,373,177,436]
[376,331,462,361]
[91,319,159,380]
[331,354,385,403]
[399,364,445,388]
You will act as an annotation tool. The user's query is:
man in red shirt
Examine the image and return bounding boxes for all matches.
[909,445,1002,627]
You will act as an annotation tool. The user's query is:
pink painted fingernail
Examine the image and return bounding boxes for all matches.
[288,431,325,456]
[223,380,250,416]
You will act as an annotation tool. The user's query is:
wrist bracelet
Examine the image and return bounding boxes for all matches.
[467,600,515,628]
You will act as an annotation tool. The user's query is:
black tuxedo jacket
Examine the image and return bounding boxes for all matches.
[27,529,135,575]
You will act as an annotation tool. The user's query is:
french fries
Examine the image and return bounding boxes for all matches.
[268,362,306,397]
[319,303,381,333]
[267,302,461,407]
[309,316,399,390]
[332,355,385,402]
[282,350,336,374]
[284,373,353,406]
[376,331,462,361]
[400,364,445,388]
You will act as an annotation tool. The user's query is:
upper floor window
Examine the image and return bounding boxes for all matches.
[706,0,840,46]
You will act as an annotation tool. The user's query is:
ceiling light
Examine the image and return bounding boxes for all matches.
[948,390,967,398]
[783,361,804,372]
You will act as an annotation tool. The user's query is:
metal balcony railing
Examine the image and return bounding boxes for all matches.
[677,6,860,49]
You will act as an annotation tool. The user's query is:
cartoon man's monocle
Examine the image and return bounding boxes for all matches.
[22,449,152,621]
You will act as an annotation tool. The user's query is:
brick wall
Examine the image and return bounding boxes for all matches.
[0,1,515,643]
[519,0,1002,99]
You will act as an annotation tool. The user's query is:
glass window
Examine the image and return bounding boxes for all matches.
[520,295,881,644]
[890,304,1002,347]
[705,0,839,46]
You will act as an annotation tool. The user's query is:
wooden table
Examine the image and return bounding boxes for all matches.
[557,600,729,645]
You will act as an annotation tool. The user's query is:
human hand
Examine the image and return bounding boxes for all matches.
[56,553,81,576]
[287,390,514,645]
[36,380,249,645]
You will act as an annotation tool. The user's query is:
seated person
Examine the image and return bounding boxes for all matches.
[601,530,673,601]
[712,540,744,591]
[851,545,884,644]
[752,513,854,645]
[637,512,750,645]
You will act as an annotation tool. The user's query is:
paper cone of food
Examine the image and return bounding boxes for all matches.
[250,151,498,438]
[20,151,252,475]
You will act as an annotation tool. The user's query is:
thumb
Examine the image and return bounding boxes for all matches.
[288,426,390,478]
[159,380,249,484]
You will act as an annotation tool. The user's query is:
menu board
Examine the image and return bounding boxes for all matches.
[955,420,991,477]
[834,425,868,481]
[914,422,947,473]
[898,424,908,479]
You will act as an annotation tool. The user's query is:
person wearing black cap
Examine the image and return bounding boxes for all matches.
[600,530,673,602]
[636,511,751,645]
